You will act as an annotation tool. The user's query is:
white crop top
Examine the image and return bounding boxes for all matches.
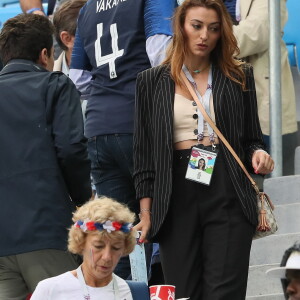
[173,93,217,143]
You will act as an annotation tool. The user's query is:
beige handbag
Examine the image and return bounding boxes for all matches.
[181,71,278,239]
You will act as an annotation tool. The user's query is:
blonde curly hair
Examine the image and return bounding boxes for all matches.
[68,197,136,256]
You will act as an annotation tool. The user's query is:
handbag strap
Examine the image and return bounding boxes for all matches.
[180,71,260,195]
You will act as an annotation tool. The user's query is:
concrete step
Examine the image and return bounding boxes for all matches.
[263,175,300,205]
[275,203,300,234]
[250,232,300,265]
[246,264,282,297]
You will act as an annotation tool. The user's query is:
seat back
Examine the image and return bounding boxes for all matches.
[0,0,19,7]
[0,2,48,29]
[0,3,21,29]
[126,281,150,300]
[283,0,300,72]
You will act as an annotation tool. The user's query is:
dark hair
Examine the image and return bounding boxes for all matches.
[53,0,86,51]
[0,14,54,65]
[163,0,246,89]
[198,158,206,170]
[280,242,300,299]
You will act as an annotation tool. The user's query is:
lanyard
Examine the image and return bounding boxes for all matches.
[76,265,120,300]
[182,65,214,142]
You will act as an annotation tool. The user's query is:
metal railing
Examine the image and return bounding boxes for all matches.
[269,0,282,177]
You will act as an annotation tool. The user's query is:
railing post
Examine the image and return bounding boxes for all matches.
[269,0,282,177]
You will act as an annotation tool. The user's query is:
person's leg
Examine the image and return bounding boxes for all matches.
[88,134,137,210]
[19,249,79,292]
[159,151,254,300]
[0,255,29,300]
[87,134,136,279]
[0,249,79,299]
[158,150,203,299]
[201,203,253,299]
[201,157,254,300]
[148,243,164,285]
[112,134,138,210]
[282,132,298,175]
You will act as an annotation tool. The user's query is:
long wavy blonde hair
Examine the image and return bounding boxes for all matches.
[163,0,246,89]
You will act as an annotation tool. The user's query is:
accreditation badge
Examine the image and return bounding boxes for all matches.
[185,146,218,185]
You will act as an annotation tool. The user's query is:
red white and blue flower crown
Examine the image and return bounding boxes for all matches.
[74,220,133,233]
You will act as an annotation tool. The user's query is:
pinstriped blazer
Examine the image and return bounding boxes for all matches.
[133,63,265,241]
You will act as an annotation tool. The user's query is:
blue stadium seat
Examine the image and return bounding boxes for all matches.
[283,0,300,73]
[0,3,21,29]
[0,2,48,29]
[0,0,19,7]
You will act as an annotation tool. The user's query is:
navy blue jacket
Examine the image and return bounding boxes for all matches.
[0,60,91,256]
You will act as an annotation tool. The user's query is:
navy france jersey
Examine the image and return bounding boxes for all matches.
[71,0,151,138]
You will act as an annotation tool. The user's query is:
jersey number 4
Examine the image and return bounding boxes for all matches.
[95,23,124,79]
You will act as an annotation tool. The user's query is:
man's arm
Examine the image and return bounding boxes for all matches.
[146,34,172,67]
[69,14,93,99]
[69,69,92,100]
[144,0,177,66]
[49,73,91,205]
[20,0,45,15]
[233,0,269,58]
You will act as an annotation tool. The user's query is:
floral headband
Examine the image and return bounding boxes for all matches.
[74,220,133,233]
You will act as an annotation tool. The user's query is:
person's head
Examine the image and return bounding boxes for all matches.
[0,14,54,70]
[164,0,245,88]
[267,243,300,300]
[53,0,86,64]
[198,158,206,170]
[68,197,136,284]
[286,269,300,300]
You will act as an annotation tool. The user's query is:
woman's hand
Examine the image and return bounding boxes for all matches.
[252,150,274,175]
[133,197,152,243]
[134,212,151,244]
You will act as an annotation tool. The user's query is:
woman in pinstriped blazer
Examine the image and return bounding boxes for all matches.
[133,0,274,299]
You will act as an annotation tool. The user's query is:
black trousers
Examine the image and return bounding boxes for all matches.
[157,149,255,300]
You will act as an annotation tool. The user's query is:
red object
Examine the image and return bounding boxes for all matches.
[191,150,200,157]
[86,221,96,231]
[112,221,122,230]
[149,285,176,300]
[25,294,32,300]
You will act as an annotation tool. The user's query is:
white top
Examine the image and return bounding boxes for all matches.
[53,51,69,76]
[31,271,133,300]
[146,34,172,67]
[173,93,216,143]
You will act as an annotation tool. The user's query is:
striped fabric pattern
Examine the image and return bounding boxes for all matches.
[133,64,265,240]
[223,0,237,22]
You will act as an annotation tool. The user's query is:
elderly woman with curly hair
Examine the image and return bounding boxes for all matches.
[31,197,148,300]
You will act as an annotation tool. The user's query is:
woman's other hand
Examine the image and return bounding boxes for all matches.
[134,213,151,244]
[252,150,274,175]
[133,197,152,243]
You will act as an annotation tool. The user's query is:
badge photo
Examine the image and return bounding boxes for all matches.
[185,147,217,185]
